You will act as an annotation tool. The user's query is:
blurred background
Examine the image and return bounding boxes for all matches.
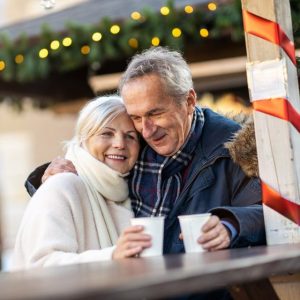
[0,0,299,270]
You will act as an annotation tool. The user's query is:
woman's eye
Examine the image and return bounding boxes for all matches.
[101,132,113,137]
[126,134,136,140]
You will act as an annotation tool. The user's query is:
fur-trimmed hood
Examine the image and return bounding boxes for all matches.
[224,114,258,178]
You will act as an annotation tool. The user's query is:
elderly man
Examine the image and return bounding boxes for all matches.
[27,47,265,254]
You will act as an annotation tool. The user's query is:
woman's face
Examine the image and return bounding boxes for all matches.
[85,112,140,174]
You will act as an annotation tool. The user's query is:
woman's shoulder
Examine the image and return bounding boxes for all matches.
[46,172,82,184]
[38,173,86,196]
[30,173,87,212]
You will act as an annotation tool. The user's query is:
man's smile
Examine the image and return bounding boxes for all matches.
[150,133,167,145]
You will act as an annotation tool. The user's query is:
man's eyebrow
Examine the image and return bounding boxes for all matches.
[129,108,165,117]
[147,108,164,114]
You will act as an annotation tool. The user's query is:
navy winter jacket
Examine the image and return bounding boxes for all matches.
[161,109,265,254]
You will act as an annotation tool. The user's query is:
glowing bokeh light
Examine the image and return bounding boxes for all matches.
[39,48,49,58]
[172,28,182,38]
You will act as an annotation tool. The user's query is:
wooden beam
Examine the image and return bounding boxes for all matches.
[88,72,122,93]
[88,56,248,93]
[230,279,280,300]
[271,273,300,300]
[242,0,300,244]
[0,66,94,105]
[88,50,300,94]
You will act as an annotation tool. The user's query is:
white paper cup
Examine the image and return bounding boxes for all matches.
[178,213,211,253]
[130,217,164,257]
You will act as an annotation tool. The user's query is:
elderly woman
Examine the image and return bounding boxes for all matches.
[11,95,151,270]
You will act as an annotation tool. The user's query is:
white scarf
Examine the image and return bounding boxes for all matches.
[66,144,131,248]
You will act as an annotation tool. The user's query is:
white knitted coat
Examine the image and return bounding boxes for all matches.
[11,172,133,270]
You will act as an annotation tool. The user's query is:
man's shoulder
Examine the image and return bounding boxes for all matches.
[202,108,241,132]
[199,108,241,157]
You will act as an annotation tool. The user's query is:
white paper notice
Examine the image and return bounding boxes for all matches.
[246,59,287,101]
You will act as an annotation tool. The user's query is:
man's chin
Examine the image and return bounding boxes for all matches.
[150,144,176,157]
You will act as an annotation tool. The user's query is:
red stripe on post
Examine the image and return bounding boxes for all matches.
[262,182,300,226]
[242,9,296,65]
[252,98,300,133]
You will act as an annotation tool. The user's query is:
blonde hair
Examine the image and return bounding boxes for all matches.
[66,95,126,148]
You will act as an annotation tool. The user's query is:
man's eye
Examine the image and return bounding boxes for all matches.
[150,112,163,118]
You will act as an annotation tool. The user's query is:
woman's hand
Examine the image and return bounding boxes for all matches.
[112,225,152,259]
[42,157,77,183]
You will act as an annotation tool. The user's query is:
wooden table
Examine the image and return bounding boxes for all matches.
[1,244,300,300]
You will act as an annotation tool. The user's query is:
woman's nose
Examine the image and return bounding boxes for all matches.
[113,135,126,149]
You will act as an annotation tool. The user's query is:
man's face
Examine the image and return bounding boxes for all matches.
[121,74,196,157]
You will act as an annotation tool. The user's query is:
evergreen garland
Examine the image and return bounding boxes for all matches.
[0,0,299,88]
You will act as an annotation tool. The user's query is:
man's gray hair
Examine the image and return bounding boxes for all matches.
[119,47,193,103]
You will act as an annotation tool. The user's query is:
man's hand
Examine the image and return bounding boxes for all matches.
[197,215,230,251]
[112,225,152,259]
[41,157,77,183]
[179,215,231,251]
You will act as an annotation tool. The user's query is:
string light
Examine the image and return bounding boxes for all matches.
[208,2,217,11]
[39,48,49,59]
[199,28,209,37]
[15,54,24,64]
[172,28,182,38]
[128,38,138,48]
[0,60,5,71]
[81,45,90,55]
[131,11,142,20]
[92,32,102,42]
[151,37,160,46]
[184,5,194,14]
[50,40,60,50]
[160,6,170,16]
[62,37,72,47]
[110,25,120,34]
[40,0,55,10]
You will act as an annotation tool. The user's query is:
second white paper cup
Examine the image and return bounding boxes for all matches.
[130,217,165,257]
[178,213,211,253]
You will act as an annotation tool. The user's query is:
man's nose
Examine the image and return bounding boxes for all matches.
[141,118,156,139]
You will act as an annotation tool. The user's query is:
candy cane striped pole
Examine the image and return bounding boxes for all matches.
[241,0,300,245]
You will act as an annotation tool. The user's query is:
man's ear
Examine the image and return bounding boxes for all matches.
[186,89,197,114]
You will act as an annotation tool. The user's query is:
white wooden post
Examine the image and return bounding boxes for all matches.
[241,0,300,245]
